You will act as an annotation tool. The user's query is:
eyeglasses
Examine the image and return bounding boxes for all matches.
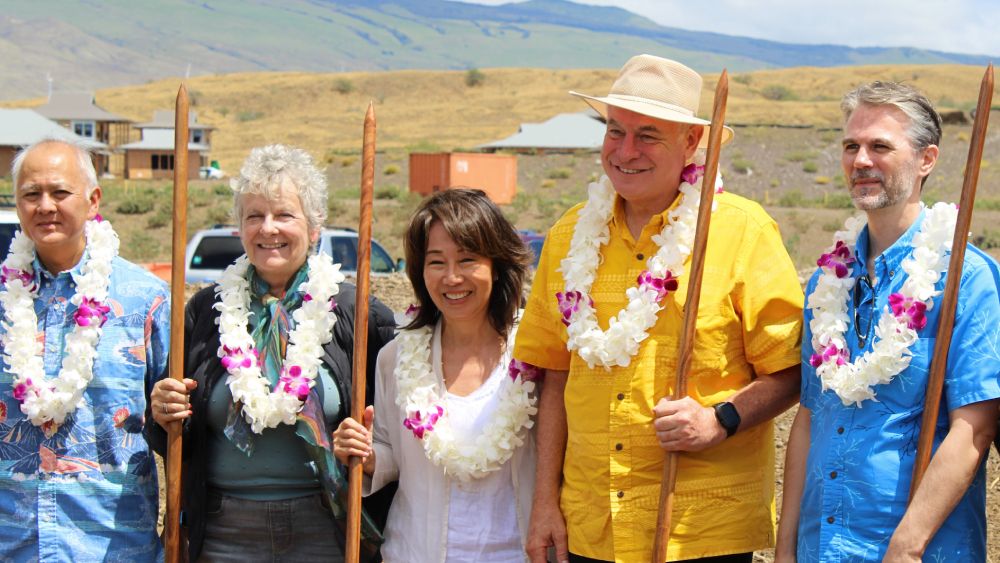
[853,274,874,348]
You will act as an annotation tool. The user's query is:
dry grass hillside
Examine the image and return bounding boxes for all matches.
[6,64,998,172]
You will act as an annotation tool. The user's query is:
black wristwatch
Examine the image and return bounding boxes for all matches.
[712,402,741,438]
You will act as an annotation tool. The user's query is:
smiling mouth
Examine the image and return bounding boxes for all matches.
[615,165,647,175]
[444,291,471,300]
[258,242,287,250]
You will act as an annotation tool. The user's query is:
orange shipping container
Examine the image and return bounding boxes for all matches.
[409,152,517,204]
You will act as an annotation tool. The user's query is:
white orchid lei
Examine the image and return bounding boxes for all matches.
[0,219,117,426]
[215,252,344,433]
[394,309,539,482]
[808,202,957,406]
[557,161,723,369]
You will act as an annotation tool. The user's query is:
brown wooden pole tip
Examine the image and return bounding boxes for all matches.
[910,63,993,499]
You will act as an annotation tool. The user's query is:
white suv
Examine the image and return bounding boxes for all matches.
[185,226,401,283]
[0,205,20,263]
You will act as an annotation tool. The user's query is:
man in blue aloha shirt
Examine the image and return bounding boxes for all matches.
[776,82,1000,561]
[0,139,169,561]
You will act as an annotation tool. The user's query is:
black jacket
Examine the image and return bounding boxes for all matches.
[144,283,397,562]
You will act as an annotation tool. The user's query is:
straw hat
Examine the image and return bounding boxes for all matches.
[570,54,734,148]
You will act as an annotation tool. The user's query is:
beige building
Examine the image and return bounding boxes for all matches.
[0,109,107,177]
[33,92,131,177]
[121,110,214,180]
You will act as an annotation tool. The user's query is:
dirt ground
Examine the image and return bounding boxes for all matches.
[161,276,998,560]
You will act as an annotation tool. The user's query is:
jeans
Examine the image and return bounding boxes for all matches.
[199,491,345,562]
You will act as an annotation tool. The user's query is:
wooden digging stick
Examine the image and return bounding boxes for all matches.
[165,84,190,563]
[651,70,730,563]
[346,101,376,563]
[909,63,994,499]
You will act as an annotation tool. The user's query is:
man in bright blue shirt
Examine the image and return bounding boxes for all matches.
[776,82,1000,561]
[0,139,169,561]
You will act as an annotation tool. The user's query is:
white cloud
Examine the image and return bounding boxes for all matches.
[454,0,1000,56]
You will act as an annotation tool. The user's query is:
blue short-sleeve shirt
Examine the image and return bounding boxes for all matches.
[0,254,170,562]
[798,211,1000,562]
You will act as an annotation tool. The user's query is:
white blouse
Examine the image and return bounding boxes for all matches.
[364,321,536,563]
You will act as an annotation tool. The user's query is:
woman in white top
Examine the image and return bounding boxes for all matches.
[334,188,539,562]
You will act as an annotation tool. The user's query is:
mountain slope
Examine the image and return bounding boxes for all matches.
[0,0,993,100]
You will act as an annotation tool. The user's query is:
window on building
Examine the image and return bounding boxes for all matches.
[151,154,175,170]
[72,121,95,139]
[191,130,204,144]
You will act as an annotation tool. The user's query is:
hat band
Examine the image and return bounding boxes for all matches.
[605,94,696,118]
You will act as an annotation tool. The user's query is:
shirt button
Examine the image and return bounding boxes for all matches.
[617,393,625,400]
[837,427,844,434]
[615,443,623,451]
[829,471,837,479]
[636,253,644,261]
[827,516,835,524]
[617,490,625,498]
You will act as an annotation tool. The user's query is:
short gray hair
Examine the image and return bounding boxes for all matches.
[11,138,99,197]
[841,81,942,151]
[230,144,327,231]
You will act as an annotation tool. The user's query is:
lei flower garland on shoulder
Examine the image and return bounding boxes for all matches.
[0,219,117,426]
[394,310,539,482]
[556,161,723,369]
[215,252,344,433]
[808,202,957,406]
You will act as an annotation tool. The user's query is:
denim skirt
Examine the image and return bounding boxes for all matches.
[199,490,345,562]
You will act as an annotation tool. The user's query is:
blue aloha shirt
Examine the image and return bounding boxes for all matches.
[798,209,1000,562]
[0,253,170,562]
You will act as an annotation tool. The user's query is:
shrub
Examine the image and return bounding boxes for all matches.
[825,193,855,209]
[383,164,400,176]
[547,168,571,180]
[760,85,797,101]
[116,196,155,215]
[778,190,805,207]
[236,110,263,122]
[465,68,486,87]
[341,156,357,168]
[814,176,831,185]
[147,207,172,229]
[770,179,780,188]
[784,150,815,162]
[731,158,753,175]
[334,78,354,94]
[802,161,818,173]
[732,74,752,86]
[541,179,556,189]
[213,183,231,196]
[375,185,402,200]
[973,228,1000,249]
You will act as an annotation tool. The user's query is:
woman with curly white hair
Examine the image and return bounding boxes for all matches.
[145,144,396,562]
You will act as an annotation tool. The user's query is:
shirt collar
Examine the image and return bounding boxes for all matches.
[31,250,89,287]
[854,207,926,279]
[609,190,684,244]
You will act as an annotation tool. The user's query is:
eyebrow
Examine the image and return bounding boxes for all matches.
[606,119,663,134]
[841,136,894,147]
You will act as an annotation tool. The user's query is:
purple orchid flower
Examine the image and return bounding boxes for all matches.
[680,163,705,185]
[1,266,34,289]
[816,240,856,278]
[73,297,111,328]
[809,343,847,368]
[555,290,592,327]
[637,270,679,303]
[508,359,543,382]
[12,378,33,402]
[220,345,256,370]
[402,405,444,439]
[888,293,928,331]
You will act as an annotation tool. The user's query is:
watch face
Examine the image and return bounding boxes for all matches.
[714,402,740,436]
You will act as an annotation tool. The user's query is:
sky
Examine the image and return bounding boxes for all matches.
[458,0,1000,57]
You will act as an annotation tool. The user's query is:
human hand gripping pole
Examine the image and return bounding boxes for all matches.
[909,63,994,499]
[165,84,189,563]
[651,70,729,563]
[346,101,376,563]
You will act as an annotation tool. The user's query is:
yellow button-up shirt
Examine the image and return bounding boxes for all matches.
[515,190,803,562]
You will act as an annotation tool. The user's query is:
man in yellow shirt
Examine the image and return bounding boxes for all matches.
[514,54,804,563]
